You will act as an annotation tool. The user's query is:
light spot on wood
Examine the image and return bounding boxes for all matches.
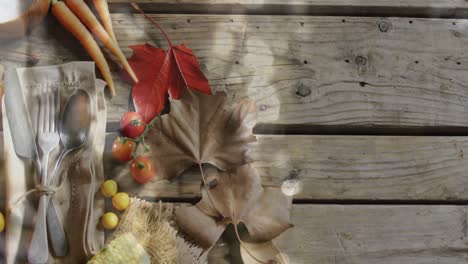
[282,179,302,196]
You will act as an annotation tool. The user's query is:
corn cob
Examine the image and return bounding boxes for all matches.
[87,233,151,264]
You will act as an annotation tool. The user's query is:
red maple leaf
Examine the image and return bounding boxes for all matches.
[125,44,167,123]
[124,3,211,123]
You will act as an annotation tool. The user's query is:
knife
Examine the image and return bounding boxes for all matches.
[4,69,39,168]
[4,69,68,257]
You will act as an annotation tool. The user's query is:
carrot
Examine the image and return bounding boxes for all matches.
[93,0,116,41]
[51,0,116,96]
[65,0,138,84]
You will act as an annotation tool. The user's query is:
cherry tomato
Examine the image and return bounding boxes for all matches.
[130,156,156,184]
[120,112,146,139]
[112,137,136,162]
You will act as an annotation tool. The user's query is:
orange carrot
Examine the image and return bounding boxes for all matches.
[93,0,116,41]
[65,0,138,84]
[51,0,116,96]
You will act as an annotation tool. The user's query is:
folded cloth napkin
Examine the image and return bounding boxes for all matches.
[2,62,107,264]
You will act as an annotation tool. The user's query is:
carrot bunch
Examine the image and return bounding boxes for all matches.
[51,0,138,96]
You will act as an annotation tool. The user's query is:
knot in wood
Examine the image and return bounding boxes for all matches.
[378,21,390,32]
[355,56,367,66]
[296,83,311,97]
[288,169,300,180]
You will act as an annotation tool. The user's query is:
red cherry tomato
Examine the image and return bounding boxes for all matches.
[112,137,136,162]
[130,156,156,184]
[120,112,146,139]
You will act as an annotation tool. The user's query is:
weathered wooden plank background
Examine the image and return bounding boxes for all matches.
[2,0,468,263]
[107,133,468,201]
[3,14,468,131]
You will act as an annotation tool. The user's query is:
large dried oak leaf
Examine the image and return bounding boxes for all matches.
[175,164,293,249]
[145,89,256,180]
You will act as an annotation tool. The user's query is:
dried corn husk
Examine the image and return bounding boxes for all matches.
[112,198,207,264]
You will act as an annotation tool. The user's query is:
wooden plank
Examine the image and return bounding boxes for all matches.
[3,15,468,129]
[107,133,468,201]
[108,0,468,18]
[230,204,468,264]
[91,203,468,263]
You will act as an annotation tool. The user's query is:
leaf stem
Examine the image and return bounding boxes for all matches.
[198,163,223,217]
[131,3,173,47]
[233,224,271,264]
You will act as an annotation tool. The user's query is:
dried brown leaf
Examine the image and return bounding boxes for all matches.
[175,164,293,249]
[145,89,256,180]
[240,241,289,264]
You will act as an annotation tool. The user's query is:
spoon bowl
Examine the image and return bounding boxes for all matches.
[51,89,92,186]
[59,89,92,149]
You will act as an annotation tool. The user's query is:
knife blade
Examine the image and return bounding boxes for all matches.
[4,69,39,163]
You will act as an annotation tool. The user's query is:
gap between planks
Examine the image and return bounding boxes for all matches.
[107,121,468,136]
[107,0,468,18]
[139,196,468,206]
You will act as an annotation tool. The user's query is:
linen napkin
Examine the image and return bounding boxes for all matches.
[2,62,106,263]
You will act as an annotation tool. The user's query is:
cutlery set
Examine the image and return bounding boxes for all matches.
[4,70,92,263]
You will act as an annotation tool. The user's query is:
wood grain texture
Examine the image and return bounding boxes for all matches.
[2,15,468,129]
[108,0,468,17]
[106,133,468,201]
[266,204,468,264]
[102,203,468,263]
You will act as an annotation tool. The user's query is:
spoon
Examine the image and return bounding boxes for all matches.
[47,89,92,256]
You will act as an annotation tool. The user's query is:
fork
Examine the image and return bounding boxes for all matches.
[28,87,60,264]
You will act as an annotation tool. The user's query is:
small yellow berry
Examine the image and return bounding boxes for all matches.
[112,192,130,211]
[101,180,118,197]
[101,212,118,230]
[0,212,5,232]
